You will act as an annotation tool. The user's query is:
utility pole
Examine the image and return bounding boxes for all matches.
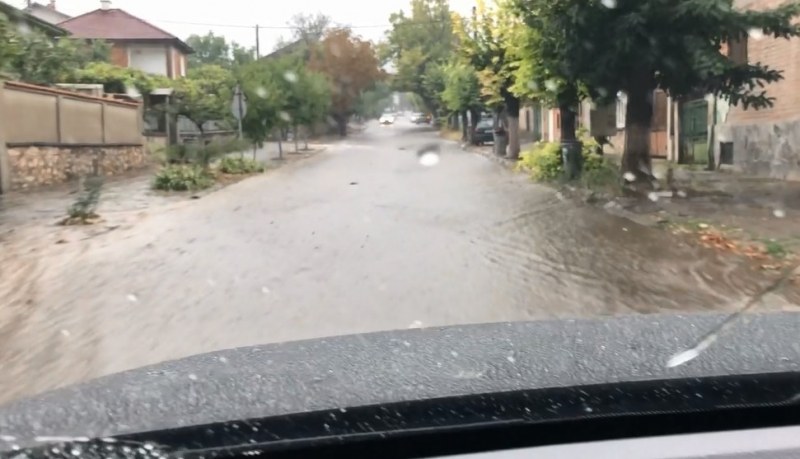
[255,24,260,58]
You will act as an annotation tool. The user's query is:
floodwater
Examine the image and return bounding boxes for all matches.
[0,120,791,406]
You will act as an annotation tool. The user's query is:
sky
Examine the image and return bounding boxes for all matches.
[11,0,477,51]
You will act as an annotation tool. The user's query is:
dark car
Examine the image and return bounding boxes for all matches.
[472,119,495,145]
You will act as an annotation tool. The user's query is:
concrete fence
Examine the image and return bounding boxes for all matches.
[0,80,147,192]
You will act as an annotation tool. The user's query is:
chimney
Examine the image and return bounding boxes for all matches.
[100,0,111,10]
[47,0,56,10]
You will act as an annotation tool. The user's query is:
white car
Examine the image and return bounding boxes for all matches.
[379,114,395,125]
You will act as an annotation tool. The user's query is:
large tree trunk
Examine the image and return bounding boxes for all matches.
[503,92,521,159]
[622,83,654,181]
[460,111,469,142]
[334,115,348,137]
[469,107,480,144]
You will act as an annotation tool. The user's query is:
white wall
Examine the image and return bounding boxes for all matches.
[128,44,168,76]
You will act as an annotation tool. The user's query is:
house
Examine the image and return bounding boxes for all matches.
[712,0,800,178]
[0,0,67,38]
[58,0,193,79]
[22,0,71,25]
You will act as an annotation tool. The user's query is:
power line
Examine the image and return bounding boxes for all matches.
[150,18,449,30]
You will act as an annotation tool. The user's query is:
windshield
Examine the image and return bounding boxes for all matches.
[1,0,799,449]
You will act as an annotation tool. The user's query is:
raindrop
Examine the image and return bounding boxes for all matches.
[526,81,539,91]
[623,172,636,182]
[451,351,459,357]
[339,407,347,413]
[0,435,16,442]
[70,447,81,456]
[748,28,764,40]
[418,151,440,167]
[144,443,155,451]
[218,356,229,363]
[647,192,659,202]
[279,111,292,122]
[261,286,270,294]
[584,406,594,413]
[676,190,687,198]
[126,293,138,302]
[283,71,298,83]
[207,278,216,287]
[255,87,268,98]
[16,22,31,35]
[188,373,198,381]
[773,208,786,218]
[61,329,71,337]
[601,0,616,7]
[544,79,559,92]
[408,320,423,329]
[507,355,516,363]
[403,341,411,347]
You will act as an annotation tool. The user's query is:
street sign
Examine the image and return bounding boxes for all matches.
[232,85,247,140]
[231,85,247,120]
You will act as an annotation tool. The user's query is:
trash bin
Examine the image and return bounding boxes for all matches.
[493,129,508,157]
[561,139,583,180]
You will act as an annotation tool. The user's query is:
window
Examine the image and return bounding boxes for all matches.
[728,36,748,65]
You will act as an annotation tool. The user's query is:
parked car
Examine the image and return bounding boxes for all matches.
[472,119,495,145]
[379,114,395,125]
[410,112,428,124]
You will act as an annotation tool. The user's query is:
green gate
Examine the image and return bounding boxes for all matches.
[680,99,709,164]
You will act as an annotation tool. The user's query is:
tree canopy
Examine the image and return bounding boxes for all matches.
[309,28,385,135]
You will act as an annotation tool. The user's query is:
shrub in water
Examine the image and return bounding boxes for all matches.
[219,157,265,174]
[153,165,214,191]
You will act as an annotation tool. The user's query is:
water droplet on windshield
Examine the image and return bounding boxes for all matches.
[126,293,138,302]
[419,152,440,167]
[60,329,70,337]
[544,79,559,92]
[507,355,516,363]
[283,71,298,83]
[188,373,198,381]
[601,0,616,7]
[623,172,636,182]
[773,208,786,218]
[279,111,292,122]
[255,86,268,98]
[647,192,659,202]
[748,28,764,40]
[261,286,270,294]
[408,320,423,329]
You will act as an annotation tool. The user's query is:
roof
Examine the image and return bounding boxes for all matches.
[58,8,192,53]
[23,2,71,23]
[0,1,68,36]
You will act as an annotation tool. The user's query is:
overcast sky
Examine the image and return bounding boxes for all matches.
[11,0,476,51]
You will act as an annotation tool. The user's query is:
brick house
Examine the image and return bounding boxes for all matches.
[713,0,800,178]
[58,0,192,79]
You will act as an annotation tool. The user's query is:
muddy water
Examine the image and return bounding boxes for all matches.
[0,122,791,406]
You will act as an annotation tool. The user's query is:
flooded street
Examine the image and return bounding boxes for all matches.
[0,121,790,405]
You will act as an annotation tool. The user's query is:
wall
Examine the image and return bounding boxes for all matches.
[0,81,146,192]
[128,43,168,76]
[7,145,146,189]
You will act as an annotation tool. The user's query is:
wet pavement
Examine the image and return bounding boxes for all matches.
[0,120,794,406]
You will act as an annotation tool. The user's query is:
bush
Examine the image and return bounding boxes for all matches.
[219,156,265,174]
[63,176,103,224]
[153,165,214,191]
[517,137,618,183]
[159,138,251,167]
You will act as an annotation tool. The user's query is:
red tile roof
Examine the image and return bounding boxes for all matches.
[58,8,192,53]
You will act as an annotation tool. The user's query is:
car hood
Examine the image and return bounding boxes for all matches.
[0,312,799,442]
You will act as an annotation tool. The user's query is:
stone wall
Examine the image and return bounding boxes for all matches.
[7,144,148,190]
[715,117,800,181]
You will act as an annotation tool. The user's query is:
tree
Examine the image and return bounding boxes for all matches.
[0,19,110,86]
[293,69,331,149]
[453,0,522,158]
[354,81,393,120]
[309,28,385,136]
[511,0,800,180]
[186,32,230,68]
[383,0,454,114]
[231,42,256,66]
[238,59,287,151]
[289,12,331,44]
[441,61,482,141]
[172,64,235,144]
